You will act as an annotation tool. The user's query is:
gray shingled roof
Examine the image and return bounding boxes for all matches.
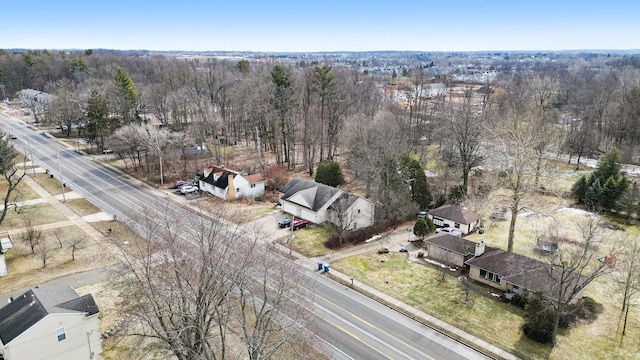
[425,233,498,255]
[0,286,99,345]
[279,177,341,211]
[327,192,358,211]
[428,205,480,225]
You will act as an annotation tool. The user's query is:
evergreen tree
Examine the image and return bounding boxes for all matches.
[402,157,432,210]
[414,218,435,239]
[85,90,111,150]
[616,181,640,219]
[113,67,140,122]
[571,175,588,204]
[572,148,627,210]
[522,294,556,344]
[584,179,603,210]
[315,160,345,187]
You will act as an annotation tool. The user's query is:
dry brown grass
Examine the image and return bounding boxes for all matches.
[29,172,67,195]
[2,225,117,293]
[0,178,40,202]
[1,204,67,228]
[64,198,102,216]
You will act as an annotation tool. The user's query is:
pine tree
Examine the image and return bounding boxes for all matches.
[571,175,588,204]
[584,179,603,210]
[414,218,435,239]
[315,161,345,187]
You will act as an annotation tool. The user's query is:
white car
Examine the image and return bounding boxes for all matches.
[435,227,462,237]
[180,185,198,194]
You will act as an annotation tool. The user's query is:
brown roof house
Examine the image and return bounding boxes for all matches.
[428,205,480,235]
[0,285,101,360]
[424,234,498,268]
[465,245,590,302]
[199,166,265,200]
[279,178,374,230]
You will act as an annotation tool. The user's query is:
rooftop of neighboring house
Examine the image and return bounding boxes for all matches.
[425,233,498,256]
[428,204,480,225]
[279,177,341,211]
[0,285,98,345]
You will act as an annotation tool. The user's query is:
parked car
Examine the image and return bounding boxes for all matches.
[291,218,309,231]
[180,185,198,194]
[9,133,17,139]
[173,180,191,189]
[102,148,114,154]
[417,211,428,219]
[435,227,462,237]
[278,218,293,228]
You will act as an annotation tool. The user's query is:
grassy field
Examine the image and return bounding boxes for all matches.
[0,179,41,203]
[1,204,67,228]
[64,198,102,217]
[29,172,67,195]
[291,225,336,257]
[332,251,640,360]
[2,224,116,293]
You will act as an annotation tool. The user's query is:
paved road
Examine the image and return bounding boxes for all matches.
[0,111,494,360]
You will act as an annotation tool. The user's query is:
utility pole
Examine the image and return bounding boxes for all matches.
[57,151,65,203]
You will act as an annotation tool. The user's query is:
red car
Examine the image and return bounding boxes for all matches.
[291,218,309,231]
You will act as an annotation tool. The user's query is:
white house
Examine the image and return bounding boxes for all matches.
[199,165,265,200]
[0,285,102,360]
[279,178,375,230]
[428,204,480,235]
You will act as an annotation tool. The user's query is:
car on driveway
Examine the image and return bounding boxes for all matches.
[173,180,191,189]
[278,218,293,228]
[9,133,17,139]
[291,218,309,231]
[102,148,114,154]
[435,227,462,237]
[180,185,198,194]
[417,211,428,219]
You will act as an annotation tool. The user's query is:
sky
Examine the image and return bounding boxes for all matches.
[4,0,640,52]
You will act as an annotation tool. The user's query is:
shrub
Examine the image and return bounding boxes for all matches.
[510,294,527,309]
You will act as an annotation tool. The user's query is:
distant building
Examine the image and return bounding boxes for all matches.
[0,285,102,360]
[17,89,55,114]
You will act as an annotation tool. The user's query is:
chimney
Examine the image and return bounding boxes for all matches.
[227,174,235,199]
[475,241,485,256]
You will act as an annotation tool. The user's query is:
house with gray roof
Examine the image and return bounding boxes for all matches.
[0,285,101,360]
[279,178,374,230]
[424,234,499,268]
[465,247,590,302]
[428,204,480,235]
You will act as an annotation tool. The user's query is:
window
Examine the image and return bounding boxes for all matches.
[236,188,240,192]
[56,327,66,341]
[454,223,460,229]
[479,269,501,284]
[250,184,256,188]
[357,209,361,214]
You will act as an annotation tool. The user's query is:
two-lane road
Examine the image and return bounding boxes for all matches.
[1,111,494,359]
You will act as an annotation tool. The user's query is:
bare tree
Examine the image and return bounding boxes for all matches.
[68,236,84,261]
[609,235,640,338]
[34,237,50,268]
[0,132,27,229]
[544,215,618,346]
[21,218,42,254]
[441,88,485,192]
[111,202,314,360]
[52,228,64,248]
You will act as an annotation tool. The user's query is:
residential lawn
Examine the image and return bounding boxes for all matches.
[332,252,640,360]
[0,178,40,202]
[2,225,116,293]
[29,172,68,195]
[291,225,336,257]
[1,204,67,228]
[64,198,102,217]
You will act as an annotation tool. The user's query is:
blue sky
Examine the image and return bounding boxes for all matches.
[4,0,639,52]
